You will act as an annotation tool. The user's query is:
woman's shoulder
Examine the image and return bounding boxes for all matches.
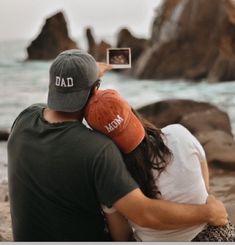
[161,124,204,154]
[161,124,191,136]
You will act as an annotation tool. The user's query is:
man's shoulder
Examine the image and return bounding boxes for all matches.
[15,103,45,120]
[83,128,119,153]
[10,103,46,129]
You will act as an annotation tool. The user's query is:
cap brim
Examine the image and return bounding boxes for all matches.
[112,114,145,154]
[47,88,91,112]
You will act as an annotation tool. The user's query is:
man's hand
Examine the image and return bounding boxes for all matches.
[97,62,112,78]
[206,195,228,226]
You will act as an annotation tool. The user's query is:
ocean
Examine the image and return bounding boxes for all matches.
[1,39,235,184]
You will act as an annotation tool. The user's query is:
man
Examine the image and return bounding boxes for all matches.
[8,49,228,241]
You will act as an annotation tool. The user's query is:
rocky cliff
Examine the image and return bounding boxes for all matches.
[27,12,77,60]
[133,0,235,82]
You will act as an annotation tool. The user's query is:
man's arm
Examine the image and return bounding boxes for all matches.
[104,211,133,241]
[114,189,228,230]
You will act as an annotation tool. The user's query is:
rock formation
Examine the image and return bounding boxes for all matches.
[27,12,77,60]
[116,28,148,65]
[197,130,235,170]
[137,99,235,170]
[86,28,111,62]
[133,0,235,82]
[0,131,9,141]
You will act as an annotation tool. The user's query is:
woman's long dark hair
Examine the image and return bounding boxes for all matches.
[123,109,172,199]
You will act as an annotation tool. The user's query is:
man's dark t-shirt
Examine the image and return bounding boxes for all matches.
[7,104,137,241]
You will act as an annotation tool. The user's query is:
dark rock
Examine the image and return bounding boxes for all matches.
[180,109,232,136]
[117,28,149,64]
[196,130,235,170]
[86,28,96,57]
[137,99,217,128]
[137,99,235,170]
[134,0,235,82]
[86,28,111,62]
[4,195,8,203]
[27,12,77,60]
[0,131,9,141]
[0,185,8,202]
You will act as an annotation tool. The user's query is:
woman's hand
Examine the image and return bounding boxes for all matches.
[97,62,112,78]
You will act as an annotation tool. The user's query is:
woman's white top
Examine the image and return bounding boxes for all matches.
[130,124,208,241]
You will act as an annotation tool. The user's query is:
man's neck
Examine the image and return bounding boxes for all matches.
[43,108,83,124]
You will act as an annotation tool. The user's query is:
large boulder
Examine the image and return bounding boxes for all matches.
[197,130,235,170]
[180,109,232,136]
[138,99,217,128]
[134,0,235,82]
[27,12,77,60]
[137,99,235,170]
[86,28,111,62]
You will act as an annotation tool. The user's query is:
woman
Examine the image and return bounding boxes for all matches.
[84,89,235,242]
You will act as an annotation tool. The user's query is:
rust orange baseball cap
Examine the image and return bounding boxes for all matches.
[84,89,145,154]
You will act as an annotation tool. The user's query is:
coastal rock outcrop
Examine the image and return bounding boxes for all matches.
[197,130,235,170]
[86,28,111,62]
[133,0,235,82]
[0,131,9,141]
[180,109,232,136]
[137,99,235,170]
[137,99,232,134]
[117,28,148,65]
[27,12,77,60]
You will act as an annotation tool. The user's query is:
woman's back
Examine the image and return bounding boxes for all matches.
[131,124,208,241]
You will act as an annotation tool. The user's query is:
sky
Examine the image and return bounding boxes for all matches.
[0,0,162,41]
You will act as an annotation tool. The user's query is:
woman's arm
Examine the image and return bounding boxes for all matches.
[103,207,133,241]
[200,159,210,192]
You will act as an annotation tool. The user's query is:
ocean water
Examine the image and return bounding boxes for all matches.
[1,40,235,183]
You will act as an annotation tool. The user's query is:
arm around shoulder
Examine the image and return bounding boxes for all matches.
[113,188,228,230]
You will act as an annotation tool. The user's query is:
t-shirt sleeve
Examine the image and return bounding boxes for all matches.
[10,103,46,132]
[92,142,138,208]
[177,125,206,162]
[190,133,206,162]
